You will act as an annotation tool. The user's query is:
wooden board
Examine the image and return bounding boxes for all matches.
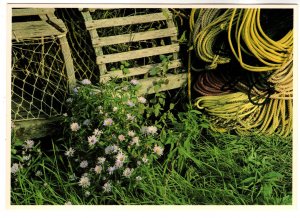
[12,19,66,40]
[137,73,187,95]
[85,12,168,30]
[92,27,178,47]
[12,8,55,17]
[97,44,180,64]
[13,117,62,140]
[100,59,182,82]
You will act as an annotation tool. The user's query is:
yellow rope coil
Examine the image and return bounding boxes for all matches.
[228,8,293,72]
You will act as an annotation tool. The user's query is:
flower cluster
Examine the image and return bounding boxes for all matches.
[62,79,164,194]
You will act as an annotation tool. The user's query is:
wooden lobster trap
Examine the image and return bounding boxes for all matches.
[80,8,187,94]
[11,8,76,139]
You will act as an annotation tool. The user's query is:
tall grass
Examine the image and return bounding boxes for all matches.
[11,110,292,205]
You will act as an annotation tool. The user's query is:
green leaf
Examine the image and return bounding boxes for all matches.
[178,31,187,43]
[122,68,129,74]
[154,84,160,93]
[169,103,175,110]
[150,68,159,76]
[263,172,283,181]
[241,177,256,184]
[262,183,273,198]
[159,55,166,61]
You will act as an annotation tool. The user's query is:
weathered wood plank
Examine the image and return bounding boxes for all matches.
[85,12,168,30]
[137,73,187,95]
[81,11,107,75]
[13,117,62,140]
[12,19,66,39]
[100,59,182,82]
[162,9,179,73]
[59,36,76,92]
[92,27,178,47]
[97,44,180,64]
[12,8,55,17]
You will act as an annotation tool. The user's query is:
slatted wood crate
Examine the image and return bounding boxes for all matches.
[80,8,187,94]
[11,8,76,139]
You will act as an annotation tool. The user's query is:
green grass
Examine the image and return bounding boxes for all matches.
[11,129,292,205]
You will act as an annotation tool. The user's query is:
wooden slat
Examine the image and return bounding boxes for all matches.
[12,19,66,39]
[100,59,182,82]
[59,36,76,92]
[93,27,178,47]
[14,117,62,140]
[12,8,55,17]
[162,9,179,73]
[85,12,168,30]
[97,44,179,64]
[137,73,187,95]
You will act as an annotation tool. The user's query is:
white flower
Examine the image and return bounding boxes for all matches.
[131,137,139,146]
[78,176,90,188]
[22,154,31,161]
[115,160,124,168]
[107,166,116,175]
[93,128,103,137]
[94,165,102,174]
[142,154,148,163]
[65,201,72,205]
[70,122,80,132]
[35,170,42,177]
[127,100,135,107]
[137,161,141,166]
[130,79,139,85]
[66,98,73,103]
[83,119,90,126]
[81,79,91,85]
[153,145,164,156]
[97,157,106,165]
[147,126,158,135]
[88,135,98,146]
[23,140,34,150]
[126,114,135,121]
[113,107,118,112]
[116,152,126,162]
[65,147,75,157]
[11,163,20,174]
[105,146,114,154]
[136,176,142,181]
[80,160,88,168]
[63,113,68,117]
[103,182,112,193]
[118,134,125,142]
[103,118,113,126]
[73,87,79,93]
[123,168,133,178]
[138,96,147,104]
[128,130,135,137]
[122,86,128,91]
[141,126,148,134]
[85,191,91,197]
[112,145,119,153]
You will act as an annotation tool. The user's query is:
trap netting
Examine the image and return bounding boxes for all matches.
[56,8,100,83]
[12,36,69,121]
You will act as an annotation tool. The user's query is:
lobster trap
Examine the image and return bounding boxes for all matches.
[80,8,186,94]
[11,8,76,139]
[11,8,187,139]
